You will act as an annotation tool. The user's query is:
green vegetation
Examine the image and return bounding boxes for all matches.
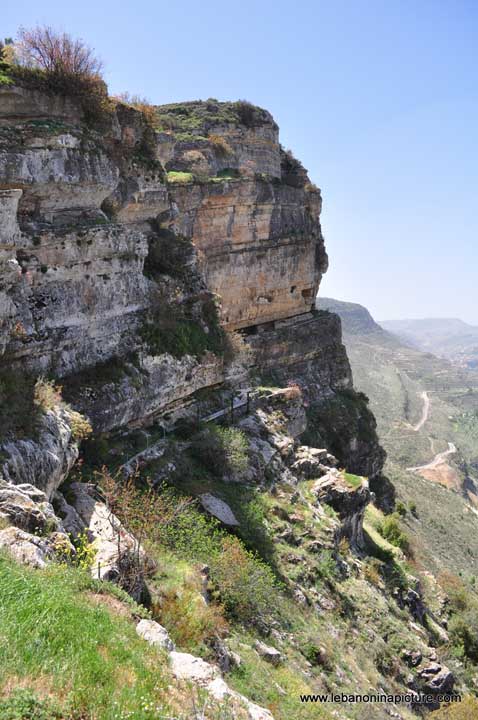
[190,426,249,477]
[440,572,478,663]
[0,554,172,719]
[378,513,410,553]
[343,472,364,489]
[143,227,194,279]
[97,470,283,631]
[140,295,225,360]
[0,373,91,443]
[166,170,194,184]
[210,167,241,182]
[140,316,222,359]
[155,99,270,135]
[0,690,62,720]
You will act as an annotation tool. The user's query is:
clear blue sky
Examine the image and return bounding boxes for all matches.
[4,0,478,322]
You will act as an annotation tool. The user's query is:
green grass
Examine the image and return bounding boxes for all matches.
[343,472,364,489]
[140,317,223,358]
[0,555,171,719]
[166,171,194,184]
[0,71,13,85]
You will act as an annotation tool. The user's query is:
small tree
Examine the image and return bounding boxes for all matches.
[17,25,103,79]
[13,26,109,125]
[96,467,197,594]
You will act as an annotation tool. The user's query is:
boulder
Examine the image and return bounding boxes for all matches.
[169,651,219,683]
[169,650,274,720]
[136,619,175,651]
[0,526,73,568]
[254,640,282,666]
[402,649,422,667]
[291,446,337,479]
[0,480,55,534]
[416,662,455,694]
[199,493,239,526]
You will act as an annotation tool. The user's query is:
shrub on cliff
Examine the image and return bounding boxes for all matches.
[234,100,260,127]
[378,513,410,553]
[8,26,111,127]
[190,425,249,478]
[209,535,281,625]
[113,91,157,126]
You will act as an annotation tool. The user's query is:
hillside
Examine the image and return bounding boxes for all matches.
[317,297,478,575]
[380,318,478,369]
[0,53,476,720]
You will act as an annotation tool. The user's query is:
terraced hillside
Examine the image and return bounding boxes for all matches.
[317,298,478,578]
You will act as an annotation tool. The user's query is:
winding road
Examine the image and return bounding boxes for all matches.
[407,442,457,474]
[412,391,430,431]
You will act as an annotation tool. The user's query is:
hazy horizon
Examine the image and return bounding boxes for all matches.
[5,0,478,322]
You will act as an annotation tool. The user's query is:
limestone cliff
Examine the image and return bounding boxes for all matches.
[3,80,469,720]
[0,82,384,496]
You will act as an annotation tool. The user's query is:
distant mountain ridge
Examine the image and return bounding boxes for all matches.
[380,317,478,368]
[318,297,386,335]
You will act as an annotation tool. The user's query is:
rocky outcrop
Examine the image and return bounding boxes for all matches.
[58,481,152,601]
[1,406,79,499]
[136,619,175,651]
[169,650,274,720]
[170,179,325,330]
[0,477,74,567]
[313,470,370,550]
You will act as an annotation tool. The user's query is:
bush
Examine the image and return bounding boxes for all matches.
[154,582,228,653]
[166,171,194,184]
[363,558,382,585]
[190,425,249,478]
[0,690,63,720]
[396,501,407,516]
[141,317,219,358]
[140,297,225,359]
[209,536,281,625]
[114,92,156,126]
[34,377,62,411]
[433,696,478,718]
[11,26,112,128]
[379,513,410,553]
[143,228,194,279]
[449,609,478,662]
[234,100,259,127]
[208,133,233,156]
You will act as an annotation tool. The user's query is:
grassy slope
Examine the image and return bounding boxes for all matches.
[0,555,176,720]
[317,298,478,578]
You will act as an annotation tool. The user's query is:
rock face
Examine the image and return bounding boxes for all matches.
[313,470,370,550]
[170,180,325,331]
[0,82,387,524]
[58,481,152,600]
[0,87,332,434]
[1,407,79,499]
